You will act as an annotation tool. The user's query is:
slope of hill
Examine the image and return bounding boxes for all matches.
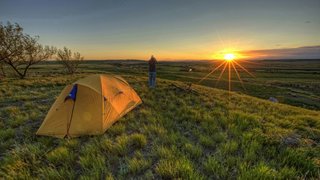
[0,74,319,179]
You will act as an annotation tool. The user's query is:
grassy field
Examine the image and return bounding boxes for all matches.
[0,60,320,179]
[30,59,319,110]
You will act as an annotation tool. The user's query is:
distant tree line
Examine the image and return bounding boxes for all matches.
[0,22,83,79]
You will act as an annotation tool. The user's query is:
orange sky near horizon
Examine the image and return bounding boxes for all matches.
[76,44,320,60]
[3,1,319,60]
[62,33,320,60]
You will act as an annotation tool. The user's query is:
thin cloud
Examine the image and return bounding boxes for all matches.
[238,46,320,59]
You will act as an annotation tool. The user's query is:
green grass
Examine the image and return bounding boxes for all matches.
[0,61,320,179]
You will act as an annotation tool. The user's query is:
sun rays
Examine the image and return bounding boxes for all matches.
[198,52,254,93]
[196,31,258,93]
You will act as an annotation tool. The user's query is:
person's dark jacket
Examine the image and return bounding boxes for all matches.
[148,56,157,72]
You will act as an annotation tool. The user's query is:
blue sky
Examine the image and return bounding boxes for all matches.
[1,0,320,60]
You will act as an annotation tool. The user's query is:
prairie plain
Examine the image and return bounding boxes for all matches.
[0,60,319,179]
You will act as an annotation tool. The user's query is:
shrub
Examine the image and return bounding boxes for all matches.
[56,47,83,74]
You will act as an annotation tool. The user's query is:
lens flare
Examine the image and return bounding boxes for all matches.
[224,53,235,61]
[198,52,254,93]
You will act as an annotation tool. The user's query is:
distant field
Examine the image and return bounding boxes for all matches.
[24,59,319,110]
[156,59,320,110]
[1,60,320,179]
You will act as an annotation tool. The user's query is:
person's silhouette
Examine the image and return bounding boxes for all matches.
[148,55,157,88]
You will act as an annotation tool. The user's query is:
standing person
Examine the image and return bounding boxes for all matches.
[148,55,157,88]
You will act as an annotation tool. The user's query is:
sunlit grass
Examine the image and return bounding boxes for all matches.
[0,67,319,178]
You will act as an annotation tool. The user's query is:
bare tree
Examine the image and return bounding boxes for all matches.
[57,47,83,74]
[0,22,56,79]
[18,35,56,78]
[0,61,5,78]
[0,25,5,78]
[0,22,24,77]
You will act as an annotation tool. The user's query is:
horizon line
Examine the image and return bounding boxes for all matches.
[46,58,320,62]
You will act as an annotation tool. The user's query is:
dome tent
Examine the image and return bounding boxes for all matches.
[37,74,142,138]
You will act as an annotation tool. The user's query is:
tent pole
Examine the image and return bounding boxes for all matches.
[66,100,76,138]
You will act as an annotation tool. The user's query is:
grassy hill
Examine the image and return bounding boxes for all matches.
[0,74,319,179]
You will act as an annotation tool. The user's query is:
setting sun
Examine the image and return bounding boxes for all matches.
[224,53,235,61]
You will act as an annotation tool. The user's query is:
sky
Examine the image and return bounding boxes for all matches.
[1,0,320,60]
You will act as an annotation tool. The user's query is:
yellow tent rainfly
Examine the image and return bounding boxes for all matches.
[36,74,142,138]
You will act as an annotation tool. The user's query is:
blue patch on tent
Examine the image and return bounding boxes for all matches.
[65,84,78,101]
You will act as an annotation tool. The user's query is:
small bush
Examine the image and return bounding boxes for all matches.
[56,47,83,74]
